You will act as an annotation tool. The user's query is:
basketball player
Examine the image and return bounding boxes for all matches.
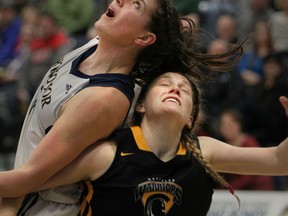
[1,70,287,215]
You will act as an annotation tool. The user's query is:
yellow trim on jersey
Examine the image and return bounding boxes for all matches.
[131,126,186,155]
[177,142,186,155]
[131,126,152,151]
[81,181,94,216]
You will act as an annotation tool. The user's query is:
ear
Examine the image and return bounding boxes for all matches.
[136,103,145,113]
[134,32,156,47]
[185,116,193,130]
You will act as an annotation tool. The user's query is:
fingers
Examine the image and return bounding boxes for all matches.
[279,96,288,116]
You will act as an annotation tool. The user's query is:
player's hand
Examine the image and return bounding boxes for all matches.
[279,96,288,117]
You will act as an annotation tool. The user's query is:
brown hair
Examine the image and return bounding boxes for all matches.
[132,0,244,85]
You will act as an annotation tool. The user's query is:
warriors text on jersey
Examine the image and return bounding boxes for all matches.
[81,126,214,216]
[15,38,135,216]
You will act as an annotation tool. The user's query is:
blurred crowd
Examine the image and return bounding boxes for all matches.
[0,0,287,190]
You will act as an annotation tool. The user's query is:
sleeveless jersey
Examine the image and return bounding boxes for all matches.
[81,126,214,216]
[15,38,135,216]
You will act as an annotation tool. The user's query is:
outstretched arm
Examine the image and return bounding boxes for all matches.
[276,96,288,171]
[0,136,116,215]
[200,96,288,175]
[0,86,130,197]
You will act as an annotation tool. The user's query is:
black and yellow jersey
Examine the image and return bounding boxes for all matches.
[81,126,214,216]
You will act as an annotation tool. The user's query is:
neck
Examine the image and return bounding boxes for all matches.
[80,38,139,76]
[140,118,183,162]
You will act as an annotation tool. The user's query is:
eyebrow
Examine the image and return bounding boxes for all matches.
[159,75,190,86]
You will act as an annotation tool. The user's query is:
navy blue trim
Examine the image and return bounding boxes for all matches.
[88,73,134,103]
[17,193,39,216]
[70,46,96,78]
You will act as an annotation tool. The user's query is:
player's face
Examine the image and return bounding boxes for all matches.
[142,72,193,127]
[95,0,156,45]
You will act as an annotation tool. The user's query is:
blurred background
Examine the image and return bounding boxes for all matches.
[0,0,287,195]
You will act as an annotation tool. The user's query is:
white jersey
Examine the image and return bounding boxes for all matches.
[15,38,134,216]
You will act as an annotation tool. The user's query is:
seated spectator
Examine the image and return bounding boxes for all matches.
[236,0,274,38]
[269,0,288,53]
[0,22,35,167]
[0,2,22,71]
[239,54,288,191]
[0,5,39,86]
[246,54,288,147]
[237,20,274,88]
[201,39,245,137]
[215,13,238,44]
[217,108,275,190]
[269,0,288,73]
[197,0,238,37]
[0,23,35,86]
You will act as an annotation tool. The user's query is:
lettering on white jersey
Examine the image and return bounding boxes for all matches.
[41,57,64,108]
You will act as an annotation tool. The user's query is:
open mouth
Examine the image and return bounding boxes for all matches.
[106,7,115,17]
[163,97,181,105]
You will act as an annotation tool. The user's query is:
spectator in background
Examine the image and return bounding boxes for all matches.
[20,5,38,27]
[0,2,22,72]
[16,12,73,112]
[44,0,96,48]
[0,22,35,162]
[197,0,238,38]
[0,2,24,162]
[218,108,275,190]
[239,54,288,190]
[201,39,245,137]
[269,0,288,53]
[215,13,238,44]
[236,0,274,38]
[0,5,38,86]
[0,5,37,130]
[246,54,288,147]
[0,22,34,86]
[237,20,274,89]
[269,0,288,75]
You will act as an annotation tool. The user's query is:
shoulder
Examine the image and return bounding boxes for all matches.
[63,85,130,113]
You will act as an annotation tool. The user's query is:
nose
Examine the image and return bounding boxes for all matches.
[169,86,180,96]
